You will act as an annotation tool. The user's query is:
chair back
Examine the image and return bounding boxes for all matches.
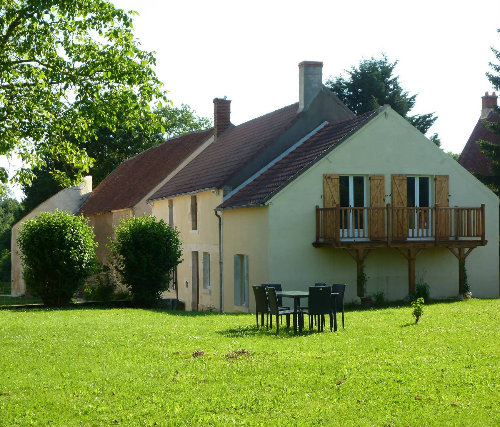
[331,283,346,311]
[266,287,280,315]
[308,286,331,315]
[252,285,268,314]
[314,282,326,287]
[263,284,284,306]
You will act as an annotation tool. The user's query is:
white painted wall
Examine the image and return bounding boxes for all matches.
[266,108,499,301]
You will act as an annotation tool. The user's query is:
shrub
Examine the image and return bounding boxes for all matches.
[411,297,424,323]
[373,291,385,306]
[109,216,182,307]
[411,277,430,302]
[17,210,98,306]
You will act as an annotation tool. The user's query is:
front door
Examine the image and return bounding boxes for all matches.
[339,176,366,238]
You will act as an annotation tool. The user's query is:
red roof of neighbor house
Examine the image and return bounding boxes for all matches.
[218,109,379,209]
[459,111,500,176]
[149,103,300,200]
[79,128,213,216]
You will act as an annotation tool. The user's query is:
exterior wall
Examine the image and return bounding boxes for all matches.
[265,109,499,301]
[152,190,222,311]
[87,209,132,264]
[11,177,92,296]
[222,207,270,313]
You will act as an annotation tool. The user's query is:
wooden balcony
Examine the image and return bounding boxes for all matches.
[313,204,487,297]
[314,204,486,249]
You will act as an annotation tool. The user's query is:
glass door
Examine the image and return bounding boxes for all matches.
[339,176,366,238]
[407,176,431,238]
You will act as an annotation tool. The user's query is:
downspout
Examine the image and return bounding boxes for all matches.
[214,209,223,313]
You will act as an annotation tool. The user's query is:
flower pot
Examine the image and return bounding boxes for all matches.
[463,292,472,300]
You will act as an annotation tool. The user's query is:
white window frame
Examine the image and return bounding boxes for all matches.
[407,176,432,239]
[202,252,210,290]
[233,254,249,307]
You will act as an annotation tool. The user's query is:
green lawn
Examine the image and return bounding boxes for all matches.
[0,300,499,427]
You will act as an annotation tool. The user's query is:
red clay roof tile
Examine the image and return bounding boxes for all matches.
[79,128,213,216]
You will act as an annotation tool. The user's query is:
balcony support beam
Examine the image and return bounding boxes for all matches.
[396,248,423,296]
[448,247,475,295]
[344,248,370,297]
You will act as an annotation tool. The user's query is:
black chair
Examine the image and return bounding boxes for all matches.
[252,285,269,328]
[262,284,289,309]
[305,286,332,332]
[267,287,294,334]
[331,284,346,328]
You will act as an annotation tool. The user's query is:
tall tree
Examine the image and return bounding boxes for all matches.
[326,55,440,145]
[21,104,211,209]
[477,29,500,196]
[0,0,167,191]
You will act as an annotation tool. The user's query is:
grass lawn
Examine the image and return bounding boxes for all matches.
[0,300,499,427]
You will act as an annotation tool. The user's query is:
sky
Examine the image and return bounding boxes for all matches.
[4,0,500,200]
[111,0,499,154]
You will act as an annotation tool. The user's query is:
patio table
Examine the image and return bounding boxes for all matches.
[277,291,339,333]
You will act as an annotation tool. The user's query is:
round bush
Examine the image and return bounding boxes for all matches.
[109,216,182,307]
[17,210,98,306]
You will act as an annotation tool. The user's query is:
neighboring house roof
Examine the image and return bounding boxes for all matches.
[459,111,500,176]
[218,109,379,210]
[149,103,300,200]
[79,128,214,216]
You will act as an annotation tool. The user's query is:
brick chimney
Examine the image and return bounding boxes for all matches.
[298,61,323,112]
[481,91,497,118]
[213,98,231,138]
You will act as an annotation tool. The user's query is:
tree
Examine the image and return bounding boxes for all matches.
[0,196,23,283]
[326,55,440,144]
[20,103,211,207]
[109,216,182,307]
[0,0,167,191]
[477,29,500,196]
[17,210,97,306]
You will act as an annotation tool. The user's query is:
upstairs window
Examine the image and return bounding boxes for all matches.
[191,195,198,230]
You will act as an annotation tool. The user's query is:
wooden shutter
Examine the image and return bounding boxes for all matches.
[370,175,385,240]
[323,174,339,241]
[391,174,408,240]
[435,175,450,238]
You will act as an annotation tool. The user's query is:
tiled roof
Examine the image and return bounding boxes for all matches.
[218,109,379,209]
[459,111,500,176]
[149,103,300,200]
[79,128,213,216]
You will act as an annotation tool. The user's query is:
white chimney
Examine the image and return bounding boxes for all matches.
[298,61,323,112]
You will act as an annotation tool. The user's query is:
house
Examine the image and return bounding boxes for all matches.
[150,62,499,312]
[459,92,499,179]
[78,129,214,264]
[149,62,355,311]
[11,177,92,295]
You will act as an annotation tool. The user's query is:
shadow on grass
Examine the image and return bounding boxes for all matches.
[401,322,417,327]
[217,323,333,339]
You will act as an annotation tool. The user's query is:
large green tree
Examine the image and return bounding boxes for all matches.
[0,0,166,190]
[326,55,440,145]
[477,29,500,196]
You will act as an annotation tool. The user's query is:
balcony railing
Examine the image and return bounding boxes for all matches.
[315,204,486,245]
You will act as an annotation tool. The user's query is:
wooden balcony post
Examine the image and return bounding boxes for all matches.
[454,206,459,240]
[315,205,320,243]
[481,204,486,245]
[434,204,439,245]
[408,249,416,296]
[458,248,465,294]
[386,204,391,247]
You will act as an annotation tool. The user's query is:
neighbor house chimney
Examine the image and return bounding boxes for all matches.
[481,91,497,118]
[298,61,323,112]
[213,98,231,138]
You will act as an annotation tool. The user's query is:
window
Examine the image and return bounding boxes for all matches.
[202,252,210,290]
[167,267,177,291]
[191,251,199,310]
[233,254,249,307]
[407,176,431,238]
[191,195,198,230]
[168,199,174,227]
[339,175,366,236]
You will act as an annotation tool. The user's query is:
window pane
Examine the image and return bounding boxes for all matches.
[407,177,415,207]
[339,176,349,207]
[419,177,430,207]
[191,196,197,230]
[353,176,364,207]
